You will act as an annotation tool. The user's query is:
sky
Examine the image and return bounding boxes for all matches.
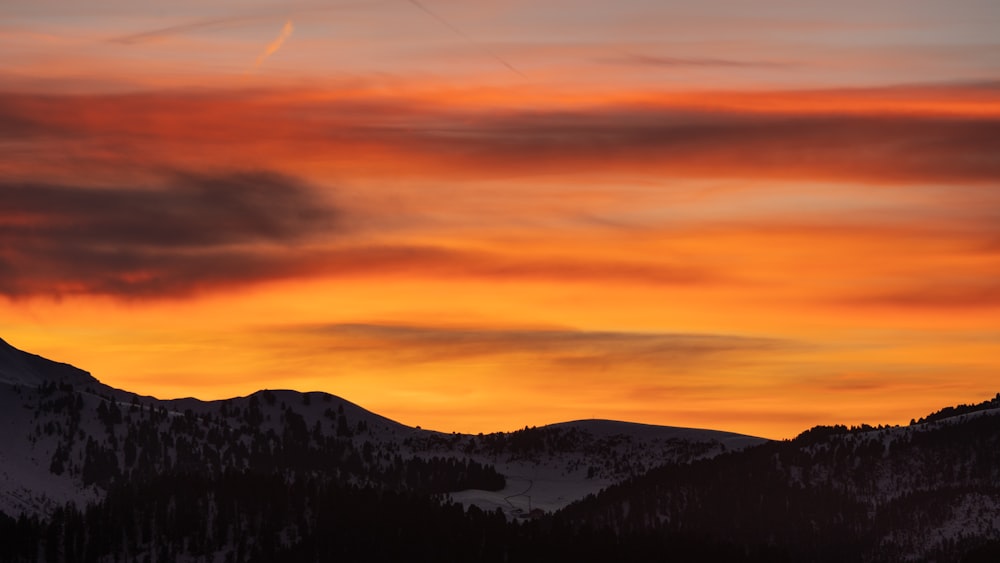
[1,0,998,439]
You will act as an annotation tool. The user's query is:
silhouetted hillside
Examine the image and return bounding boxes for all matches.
[556,410,1000,561]
[1,337,997,562]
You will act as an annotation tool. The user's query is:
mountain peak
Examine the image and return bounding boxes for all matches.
[0,337,97,388]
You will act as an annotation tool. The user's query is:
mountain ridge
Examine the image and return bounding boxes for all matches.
[0,336,763,441]
[1,336,998,562]
[0,336,764,521]
[0,337,97,388]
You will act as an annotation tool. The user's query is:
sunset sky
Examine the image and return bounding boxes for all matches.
[1,0,998,438]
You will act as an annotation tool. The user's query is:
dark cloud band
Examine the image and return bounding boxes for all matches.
[2,86,998,185]
[0,171,337,297]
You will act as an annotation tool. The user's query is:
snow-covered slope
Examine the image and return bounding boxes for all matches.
[420,419,766,517]
[0,383,100,516]
[0,337,764,520]
[0,337,96,388]
[556,405,1000,562]
[0,337,419,517]
[0,338,104,515]
[3,337,997,560]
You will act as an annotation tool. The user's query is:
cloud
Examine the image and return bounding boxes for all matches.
[108,1,375,46]
[405,0,523,76]
[2,83,997,299]
[601,54,790,68]
[0,208,723,299]
[286,323,791,367]
[0,171,338,298]
[1,85,997,185]
[0,161,729,299]
[254,19,294,69]
[840,284,1000,310]
[218,243,719,287]
[440,111,1000,185]
[308,247,718,286]
[110,15,266,45]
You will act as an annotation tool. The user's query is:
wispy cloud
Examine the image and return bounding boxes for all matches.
[282,322,792,368]
[254,19,294,69]
[110,15,266,45]
[601,54,792,69]
[108,1,372,45]
[839,284,1000,310]
[405,0,522,76]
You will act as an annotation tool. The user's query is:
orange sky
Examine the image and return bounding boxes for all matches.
[1,0,998,438]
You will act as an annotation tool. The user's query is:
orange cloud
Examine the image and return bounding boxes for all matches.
[2,81,998,439]
[254,19,294,69]
[1,84,997,187]
[282,322,789,364]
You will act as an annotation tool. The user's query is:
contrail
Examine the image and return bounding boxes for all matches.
[110,0,521,77]
[255,19,294,68]
[405,0,523,77]
[111,15,264,45]
[109,1,380,45]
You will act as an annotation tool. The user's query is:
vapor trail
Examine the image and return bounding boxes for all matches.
[406,0,523,77]
[110,0,381,45]
[255,19,295,68]
[112,16,263,45]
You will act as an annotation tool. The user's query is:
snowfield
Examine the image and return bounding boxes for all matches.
[0,337,765,519]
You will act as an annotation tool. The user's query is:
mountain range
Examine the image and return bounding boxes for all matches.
[0,336,998,562]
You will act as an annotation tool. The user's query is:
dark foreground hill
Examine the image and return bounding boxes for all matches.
[560,398,1000,562]
[0,337,998,562]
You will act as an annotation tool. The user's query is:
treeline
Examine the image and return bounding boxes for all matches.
[0,469,784,563]
[558,413,1000,562]
[29,385,506,494]
[12,377,1000,562]
[406,425,721,480]
[403,426,591,457]
[912,393,1000,425]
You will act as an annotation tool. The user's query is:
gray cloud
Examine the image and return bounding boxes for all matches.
[0,171,338,297]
